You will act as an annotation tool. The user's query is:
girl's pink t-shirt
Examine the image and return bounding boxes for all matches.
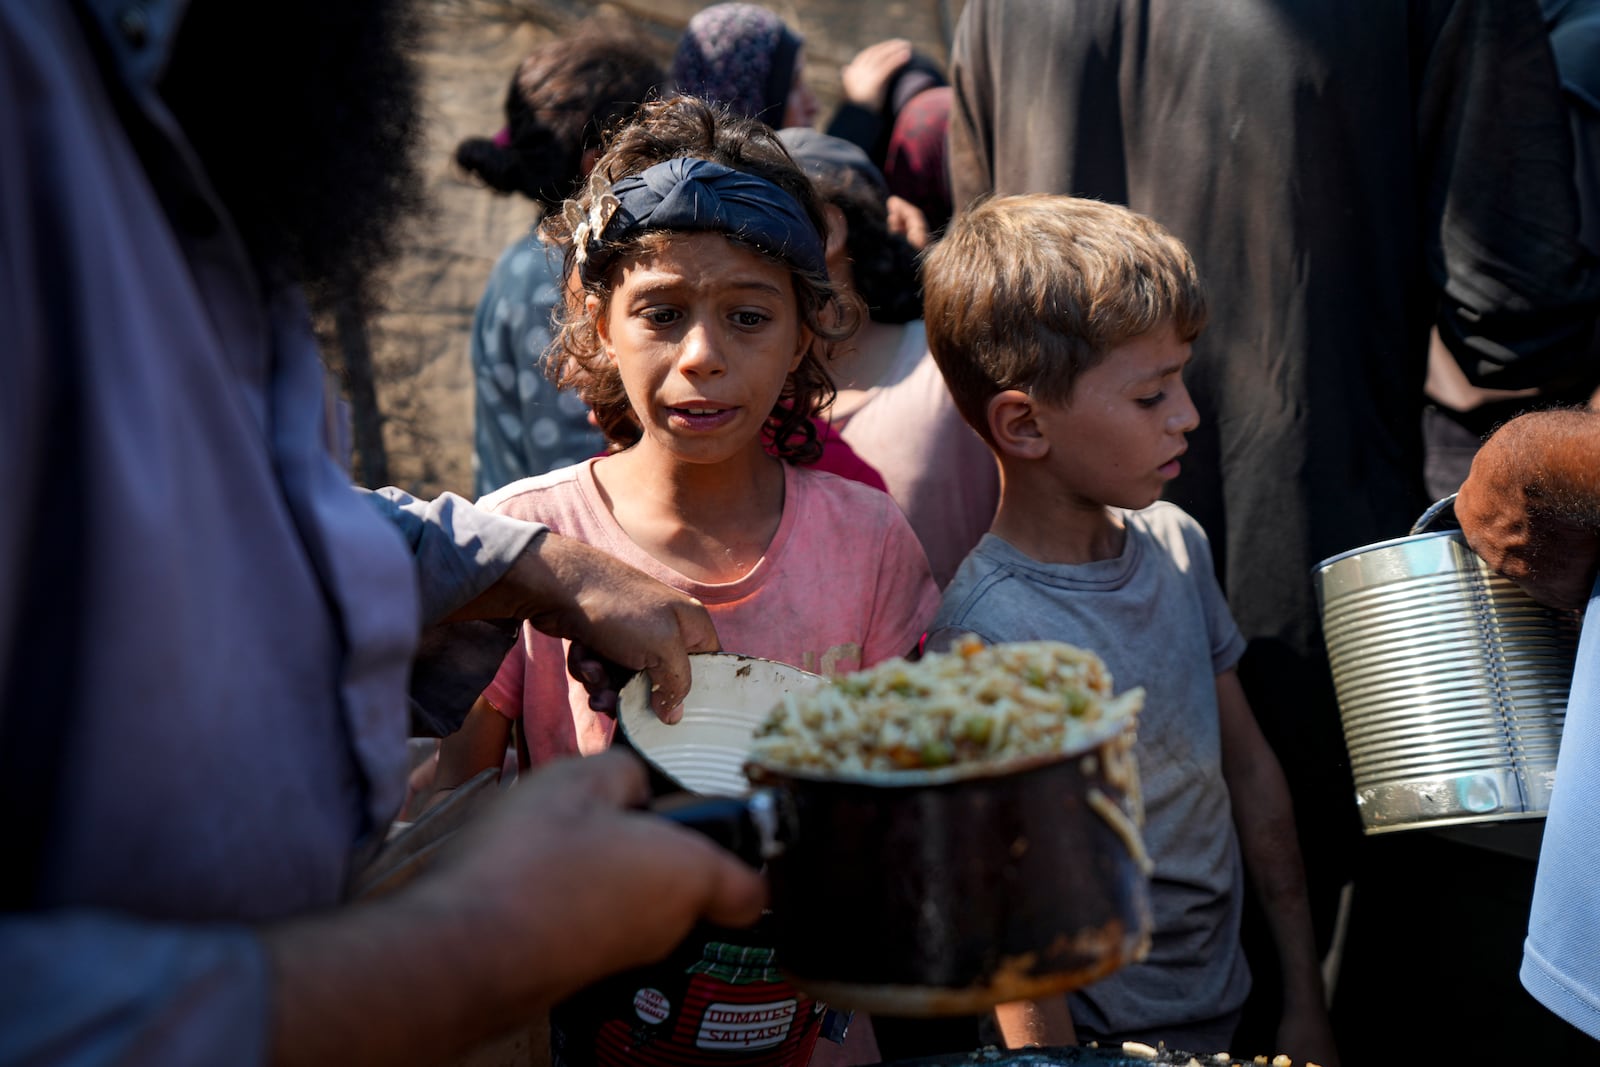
[478,457,941,765]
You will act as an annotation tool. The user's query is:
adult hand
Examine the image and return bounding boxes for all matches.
[567,639,639,716]
[266,750,766,1066]
[451,532,720,721]
[429,749,767,989]
[1455,410,1600,611]
[841,39,913,111]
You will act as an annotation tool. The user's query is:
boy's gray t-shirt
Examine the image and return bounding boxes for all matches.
[932,501,1251,1046]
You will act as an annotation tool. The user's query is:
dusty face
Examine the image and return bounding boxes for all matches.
[1034,326,1199,511]
[782,48,820,129]
[593,232,810,467]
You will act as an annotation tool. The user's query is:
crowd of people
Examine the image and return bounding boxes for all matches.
[4,0,1599,1065]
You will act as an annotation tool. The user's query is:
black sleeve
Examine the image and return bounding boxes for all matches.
[825,102,885,160]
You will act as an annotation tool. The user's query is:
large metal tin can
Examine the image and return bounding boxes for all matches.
[1314,523,1580,833]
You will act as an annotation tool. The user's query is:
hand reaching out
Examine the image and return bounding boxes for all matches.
[841,39,913,111]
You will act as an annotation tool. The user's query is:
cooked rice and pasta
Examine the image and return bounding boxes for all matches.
[750,636,1144,773]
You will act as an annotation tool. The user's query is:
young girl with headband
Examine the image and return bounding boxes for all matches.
[431,95,938,1067]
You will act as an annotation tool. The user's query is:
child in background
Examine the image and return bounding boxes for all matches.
[433,95,939,1067]
[922,196,1338,1066]
[671,3,819,130]
[459,26,665,496]
[776,128,998,587]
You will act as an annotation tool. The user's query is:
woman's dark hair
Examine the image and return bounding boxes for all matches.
[541,95,856,463]
[814,172,923,324]
[454,28,666,209]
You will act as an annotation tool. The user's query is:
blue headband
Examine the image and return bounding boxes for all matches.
[575,157,826,284]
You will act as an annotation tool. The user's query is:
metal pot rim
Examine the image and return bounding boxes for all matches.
[1311,527,1464,575]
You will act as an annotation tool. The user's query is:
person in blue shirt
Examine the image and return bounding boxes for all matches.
[0,2,764,1063]
[1458,408,1600,1048]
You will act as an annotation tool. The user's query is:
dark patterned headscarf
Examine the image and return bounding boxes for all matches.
[670,4,802,128]
[573,157,826,286]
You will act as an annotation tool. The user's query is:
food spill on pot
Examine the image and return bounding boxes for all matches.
[1088,786,1152,874]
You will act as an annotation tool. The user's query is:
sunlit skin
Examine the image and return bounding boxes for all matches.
[988,325,1199,564]
[588,232,813,583]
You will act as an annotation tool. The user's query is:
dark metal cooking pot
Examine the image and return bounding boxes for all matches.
[875,1044,1280,1066]
[618,654,1153,1017]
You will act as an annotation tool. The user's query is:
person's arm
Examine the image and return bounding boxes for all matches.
[266,749,766,1066]
[1455,409,1600,611]
[824,39,911,155]
[1424,326,1540,413]
[366,487,719,719]
[993,996,1076,1048]
[0,751,765,1067]
[841,39,913,115]
[431,694,514,796]
[1216,669,1339,1067]
[447,528,720,719]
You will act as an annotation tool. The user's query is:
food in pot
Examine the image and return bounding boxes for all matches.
[749,636,1144,774]
[1082,1043,1319,1066]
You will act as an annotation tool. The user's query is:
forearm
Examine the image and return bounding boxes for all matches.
[266,888,547,1066]
[823,103,882,155]
[270,751,766,1065]
[432,696,514,793]
[361,488,545,625]
[1230,758,1324,1011]
[1216,672,1325,1010]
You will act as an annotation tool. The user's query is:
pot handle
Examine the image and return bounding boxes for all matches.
[1410,492,1462,536]
[651,789,786,869]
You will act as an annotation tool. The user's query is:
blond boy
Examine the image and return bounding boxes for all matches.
[923,196,1336,1064]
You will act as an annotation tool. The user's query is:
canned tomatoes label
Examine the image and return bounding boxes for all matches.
[694,998,798,1050]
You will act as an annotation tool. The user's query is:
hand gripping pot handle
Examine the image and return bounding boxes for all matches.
[652,790,786,869]
[1409,492,1460,536]
[1316,489,1580,835]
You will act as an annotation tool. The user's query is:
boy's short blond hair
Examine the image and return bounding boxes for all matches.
[923,195,1207,443]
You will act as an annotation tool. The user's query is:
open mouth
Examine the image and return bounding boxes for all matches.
[665,405,739,430]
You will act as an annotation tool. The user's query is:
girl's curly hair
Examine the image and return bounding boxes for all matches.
[540,95,857,464]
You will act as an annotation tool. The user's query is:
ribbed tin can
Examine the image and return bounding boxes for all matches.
[1314,528,1580,833]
